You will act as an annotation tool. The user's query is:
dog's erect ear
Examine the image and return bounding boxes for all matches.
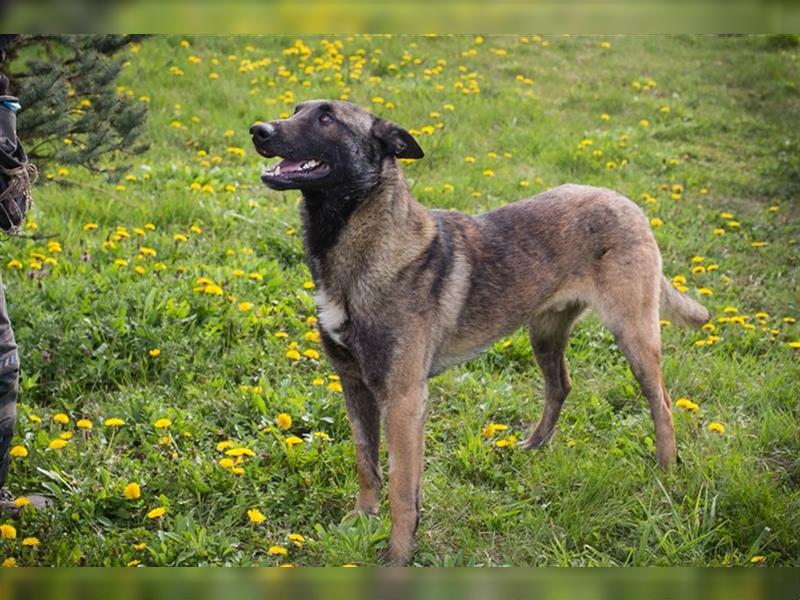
[372,118,424,160]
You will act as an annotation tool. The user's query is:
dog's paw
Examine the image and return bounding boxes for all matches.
[519,427,556,450]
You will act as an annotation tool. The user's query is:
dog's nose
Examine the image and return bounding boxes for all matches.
[250,122,276,142]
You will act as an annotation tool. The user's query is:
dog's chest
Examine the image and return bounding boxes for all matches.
[314,286,349,347]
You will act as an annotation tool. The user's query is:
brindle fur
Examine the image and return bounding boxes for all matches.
[251,100,710,565]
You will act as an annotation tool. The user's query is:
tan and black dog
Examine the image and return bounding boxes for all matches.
[250,100,709,565]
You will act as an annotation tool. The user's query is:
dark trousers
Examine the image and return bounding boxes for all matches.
[0,274,18,489]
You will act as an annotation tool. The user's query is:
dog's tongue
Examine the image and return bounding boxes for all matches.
[278,159,304,173]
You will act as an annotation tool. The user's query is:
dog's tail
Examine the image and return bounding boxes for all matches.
[659,276,710,328]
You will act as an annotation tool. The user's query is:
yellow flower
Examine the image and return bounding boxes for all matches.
[600,113,610,121]
[675,398,699,412]
[342,563,357,568]
[133,543,147,551]
[218,458,235,469]
[149,348,161,358]
[248,508,266,524]
[154,418,172,429]
[650,218,663,227]
[276,413,292,430]
[0,524,16,539]
[639,119,650,128]
[286,349,301,361]
[225,447,255,457]
[600,41,611,49]
[285,435,304,448]
[239,302,253,312]
[327,381,343,393]
[303,349,320,360]
[495,435,518,448]
[124,483,141,500]
[53,413,70,425]
[268,545,288,556]
[48,438,68,450]
[483,169,494,177]
[288,533,305,547]
[21,537,39,547]
[146,506,167,519]
[216,440,234,451]
[104,417,125,427]
[482,422,509,438]
[10,445,28,458]
[707,422,726,434]
[750,555,766,564]
[13,497,30,508]
[2,557,16,568]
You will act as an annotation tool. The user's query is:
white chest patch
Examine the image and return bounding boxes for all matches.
[314,287,348,346]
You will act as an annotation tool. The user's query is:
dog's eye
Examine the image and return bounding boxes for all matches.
[319,113,333,125]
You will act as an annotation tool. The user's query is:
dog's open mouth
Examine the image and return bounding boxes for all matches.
[261,158,331,185]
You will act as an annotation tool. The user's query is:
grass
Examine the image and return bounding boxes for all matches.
[1,34,799,567]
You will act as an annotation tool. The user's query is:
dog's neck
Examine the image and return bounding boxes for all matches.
[300,160,435,289]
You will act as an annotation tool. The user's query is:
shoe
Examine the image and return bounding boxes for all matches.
[0,487,51,518]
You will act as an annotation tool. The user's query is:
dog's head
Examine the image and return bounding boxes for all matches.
[250,100,423,193]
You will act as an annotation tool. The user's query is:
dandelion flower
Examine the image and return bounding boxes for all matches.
[149,348,161,358]
[675,398,699,412]
[124,483,141,500]
[0,524,16,539]
[708,422,726,434]
[286,349,301,361]
[53,413,70,425]
[13,497,29,508]
[288,533,305,547]
[750,555,766,564]
[248,508,266,524]
[21,537,39,547]
[285,436,304,448]
[482,422,509,438]
[76,419,93,430]
[268,545,288,556]
[154,418,172,429]
[276,413,292,430]
[48,439,68,450]
[2,557,16,568]
[225,447,255,457]
[10,445,27,458]
[105,418,125,427]
[146,506,167,519]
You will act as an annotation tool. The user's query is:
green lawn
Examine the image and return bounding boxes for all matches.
[1,34,799,567]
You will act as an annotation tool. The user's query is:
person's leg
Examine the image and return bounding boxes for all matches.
[0,274,19,491]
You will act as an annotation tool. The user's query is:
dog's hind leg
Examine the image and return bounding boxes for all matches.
[520,303,584,450]
[595,269,677,469]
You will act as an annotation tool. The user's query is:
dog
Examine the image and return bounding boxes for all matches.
[250,100,710,565]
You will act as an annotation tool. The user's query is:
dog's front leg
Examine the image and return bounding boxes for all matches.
[384,378,427,566]
[341,374,382,516]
